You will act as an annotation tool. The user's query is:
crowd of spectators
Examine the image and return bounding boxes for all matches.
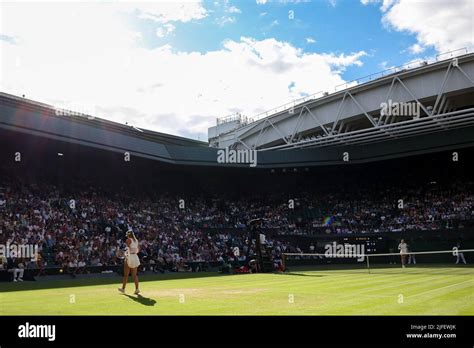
[0,177,472,272]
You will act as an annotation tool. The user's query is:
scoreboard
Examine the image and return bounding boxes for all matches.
[315,235,387,254]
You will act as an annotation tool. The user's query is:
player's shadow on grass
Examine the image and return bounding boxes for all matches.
[283,272,325,277]
[123,294,157,306]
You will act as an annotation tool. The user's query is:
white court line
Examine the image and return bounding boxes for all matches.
[408,279,474,298]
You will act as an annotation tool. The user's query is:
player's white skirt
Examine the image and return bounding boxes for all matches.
[126,254,140,268]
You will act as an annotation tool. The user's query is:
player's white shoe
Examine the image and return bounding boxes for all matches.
[134,289,140,295]
[118,288,125,294]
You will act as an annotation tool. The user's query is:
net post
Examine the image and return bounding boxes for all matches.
[282,253,286,272]
[366,254,370,274]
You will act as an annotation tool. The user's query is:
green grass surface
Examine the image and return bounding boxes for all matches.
[1,266,473,315]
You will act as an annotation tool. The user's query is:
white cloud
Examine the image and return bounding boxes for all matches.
[380,0,395,12]
[215,16,236,26]
[360,0,380,5]
[126,1,208,23]
[226,5,241,14]
[306,37,316,44]
[0,2,367,140]
[381,0,474,53]
[321,51,368,68]
[256,0,310,4]
[378,60,396,71]
[360,0,394,12]
[408,43,425,55]
[156,23,176,38]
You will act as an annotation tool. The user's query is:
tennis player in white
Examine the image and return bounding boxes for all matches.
[398,239,408,268]
[118,230,141,295]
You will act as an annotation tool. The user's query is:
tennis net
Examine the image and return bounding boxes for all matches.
[282,249,474,274]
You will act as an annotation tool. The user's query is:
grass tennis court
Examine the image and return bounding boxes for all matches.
[1,266,473,315]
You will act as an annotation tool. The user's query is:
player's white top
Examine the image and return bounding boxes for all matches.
[398,242,408,254]
[129,238,139,254]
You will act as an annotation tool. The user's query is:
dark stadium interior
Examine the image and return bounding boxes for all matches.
[1,126,473,194]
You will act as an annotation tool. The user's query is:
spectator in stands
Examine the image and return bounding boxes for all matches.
[0,175,472,274]
[9,257,25,282]
[0,254,7,270]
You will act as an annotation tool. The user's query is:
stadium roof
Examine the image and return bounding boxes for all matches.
[1,71,474,168]
[209,51,474,151]
[0,92,208,148]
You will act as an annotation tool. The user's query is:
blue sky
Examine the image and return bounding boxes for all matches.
[1,0,472,140]
[132,0,439,81]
